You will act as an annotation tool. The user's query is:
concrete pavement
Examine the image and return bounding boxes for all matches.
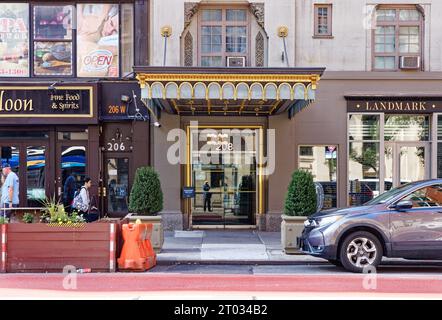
[157,230,325,265]
[156,230,442,267]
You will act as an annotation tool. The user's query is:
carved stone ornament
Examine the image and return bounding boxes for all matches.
[184,32,193,66]
[184,2,200,29]
[249,3,264,29]
[255,32,264,67]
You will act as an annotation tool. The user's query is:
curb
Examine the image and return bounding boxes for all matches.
[156,259,442,267]
[156,259,328,266]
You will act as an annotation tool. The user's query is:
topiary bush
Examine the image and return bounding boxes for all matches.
[129,166,163,215]
[284,169,317,216]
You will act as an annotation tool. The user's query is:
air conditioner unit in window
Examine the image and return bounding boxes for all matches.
[227,56,246,67]
[400,56,420,69]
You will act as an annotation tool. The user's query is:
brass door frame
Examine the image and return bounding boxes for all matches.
[185,125,264,228]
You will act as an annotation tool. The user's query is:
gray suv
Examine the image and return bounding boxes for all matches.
[298,179,442,273]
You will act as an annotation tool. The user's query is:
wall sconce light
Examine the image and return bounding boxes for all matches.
[277,26,289,67]
[161,25,172,66]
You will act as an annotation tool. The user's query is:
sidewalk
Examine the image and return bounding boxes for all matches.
[156,230,326,265]
[156,230,442,267]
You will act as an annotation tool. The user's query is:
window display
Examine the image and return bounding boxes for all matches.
[0,3,29,77]
[33,6,72,40]
[77,4,119,77]
[34,41,72,75]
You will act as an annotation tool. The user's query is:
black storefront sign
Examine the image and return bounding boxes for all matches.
[0,86,93,116]
[100,81,148,121]
[346,97,442,113]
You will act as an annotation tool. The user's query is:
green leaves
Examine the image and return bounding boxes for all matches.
[22,213,34,223]
[284,170,317,216]
[128,166,164,215]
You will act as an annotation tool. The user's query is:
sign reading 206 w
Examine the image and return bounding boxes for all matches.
[0,86,93,117]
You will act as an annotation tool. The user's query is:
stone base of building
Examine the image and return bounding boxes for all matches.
[263,212,283,232]
[160,211,184,231]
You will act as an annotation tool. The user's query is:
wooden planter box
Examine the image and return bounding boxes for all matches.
[5,223,118,273]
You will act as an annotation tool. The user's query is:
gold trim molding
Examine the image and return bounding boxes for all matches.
[136,73,321,87]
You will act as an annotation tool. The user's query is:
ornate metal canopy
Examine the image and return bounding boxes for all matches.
[134,66,325,117]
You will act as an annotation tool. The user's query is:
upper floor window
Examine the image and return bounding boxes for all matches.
[373,7,423,71]
[0,2,134,78]
[199,7,249,67]
[314,4,332,37]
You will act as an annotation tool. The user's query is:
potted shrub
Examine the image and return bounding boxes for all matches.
[282,169,317,254]
[126,166,164,253]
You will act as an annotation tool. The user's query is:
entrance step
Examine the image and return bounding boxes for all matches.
[174,231,205,238]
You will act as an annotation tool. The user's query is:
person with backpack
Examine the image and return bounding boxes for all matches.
[72,177,99,222]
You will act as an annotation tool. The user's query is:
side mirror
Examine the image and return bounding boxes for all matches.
[394,200,413,211]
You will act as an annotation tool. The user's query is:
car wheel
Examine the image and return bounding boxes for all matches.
[327,259,342,267]
[339,231,383,273]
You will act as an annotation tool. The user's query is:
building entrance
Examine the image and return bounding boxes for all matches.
[385,142,430,190]
[188,126,262,227]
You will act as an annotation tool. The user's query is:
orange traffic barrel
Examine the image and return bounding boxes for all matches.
[118,222,156,271]
[141,223,156,267]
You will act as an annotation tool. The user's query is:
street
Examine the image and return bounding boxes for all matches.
[1,263,442,299]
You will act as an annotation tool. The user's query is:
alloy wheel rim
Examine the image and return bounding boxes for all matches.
[346,237,377,268]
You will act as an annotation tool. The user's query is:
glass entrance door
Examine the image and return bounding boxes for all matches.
[57,143,87,209]
[105,157,130,217]
[189,127,259,227]
[385,142,429,189]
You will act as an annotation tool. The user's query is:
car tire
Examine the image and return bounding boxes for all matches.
[327,259,342,267]
[339,231,383,273]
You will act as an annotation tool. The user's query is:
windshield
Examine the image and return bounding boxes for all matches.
[364,182,417,205]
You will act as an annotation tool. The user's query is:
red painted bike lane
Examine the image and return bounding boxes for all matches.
[1,273,442,295]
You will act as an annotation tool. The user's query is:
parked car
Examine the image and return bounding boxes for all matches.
[298,179,442,272]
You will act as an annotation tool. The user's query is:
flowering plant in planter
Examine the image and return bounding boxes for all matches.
[39,196,85,224]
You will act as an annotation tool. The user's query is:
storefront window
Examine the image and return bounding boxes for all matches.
[0,3,29,77]
[57,131,88,141]
[77,4,120,77]
[1,146,19,174]
[1,3,134,78]
[349,142,380,206]
[61,146,86,197]
[348,114,380,141]
[34,41,72,75]
[298,145,338,209]
[33,5,73,76]
[121,3,134,77]
[348,114,380,206]
[27,146,46,207]
[33,6,72,40]
[384,115,429,141]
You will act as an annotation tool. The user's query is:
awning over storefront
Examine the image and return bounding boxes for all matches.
[134,66,325,117]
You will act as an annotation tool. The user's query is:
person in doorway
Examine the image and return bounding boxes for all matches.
[78,177,99,222]
[1,163,19,219]
[203,181,212,212]
[63,174,77,213]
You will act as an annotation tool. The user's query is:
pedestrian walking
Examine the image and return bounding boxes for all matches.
[72,177,99,222]
[1,163,19,219]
